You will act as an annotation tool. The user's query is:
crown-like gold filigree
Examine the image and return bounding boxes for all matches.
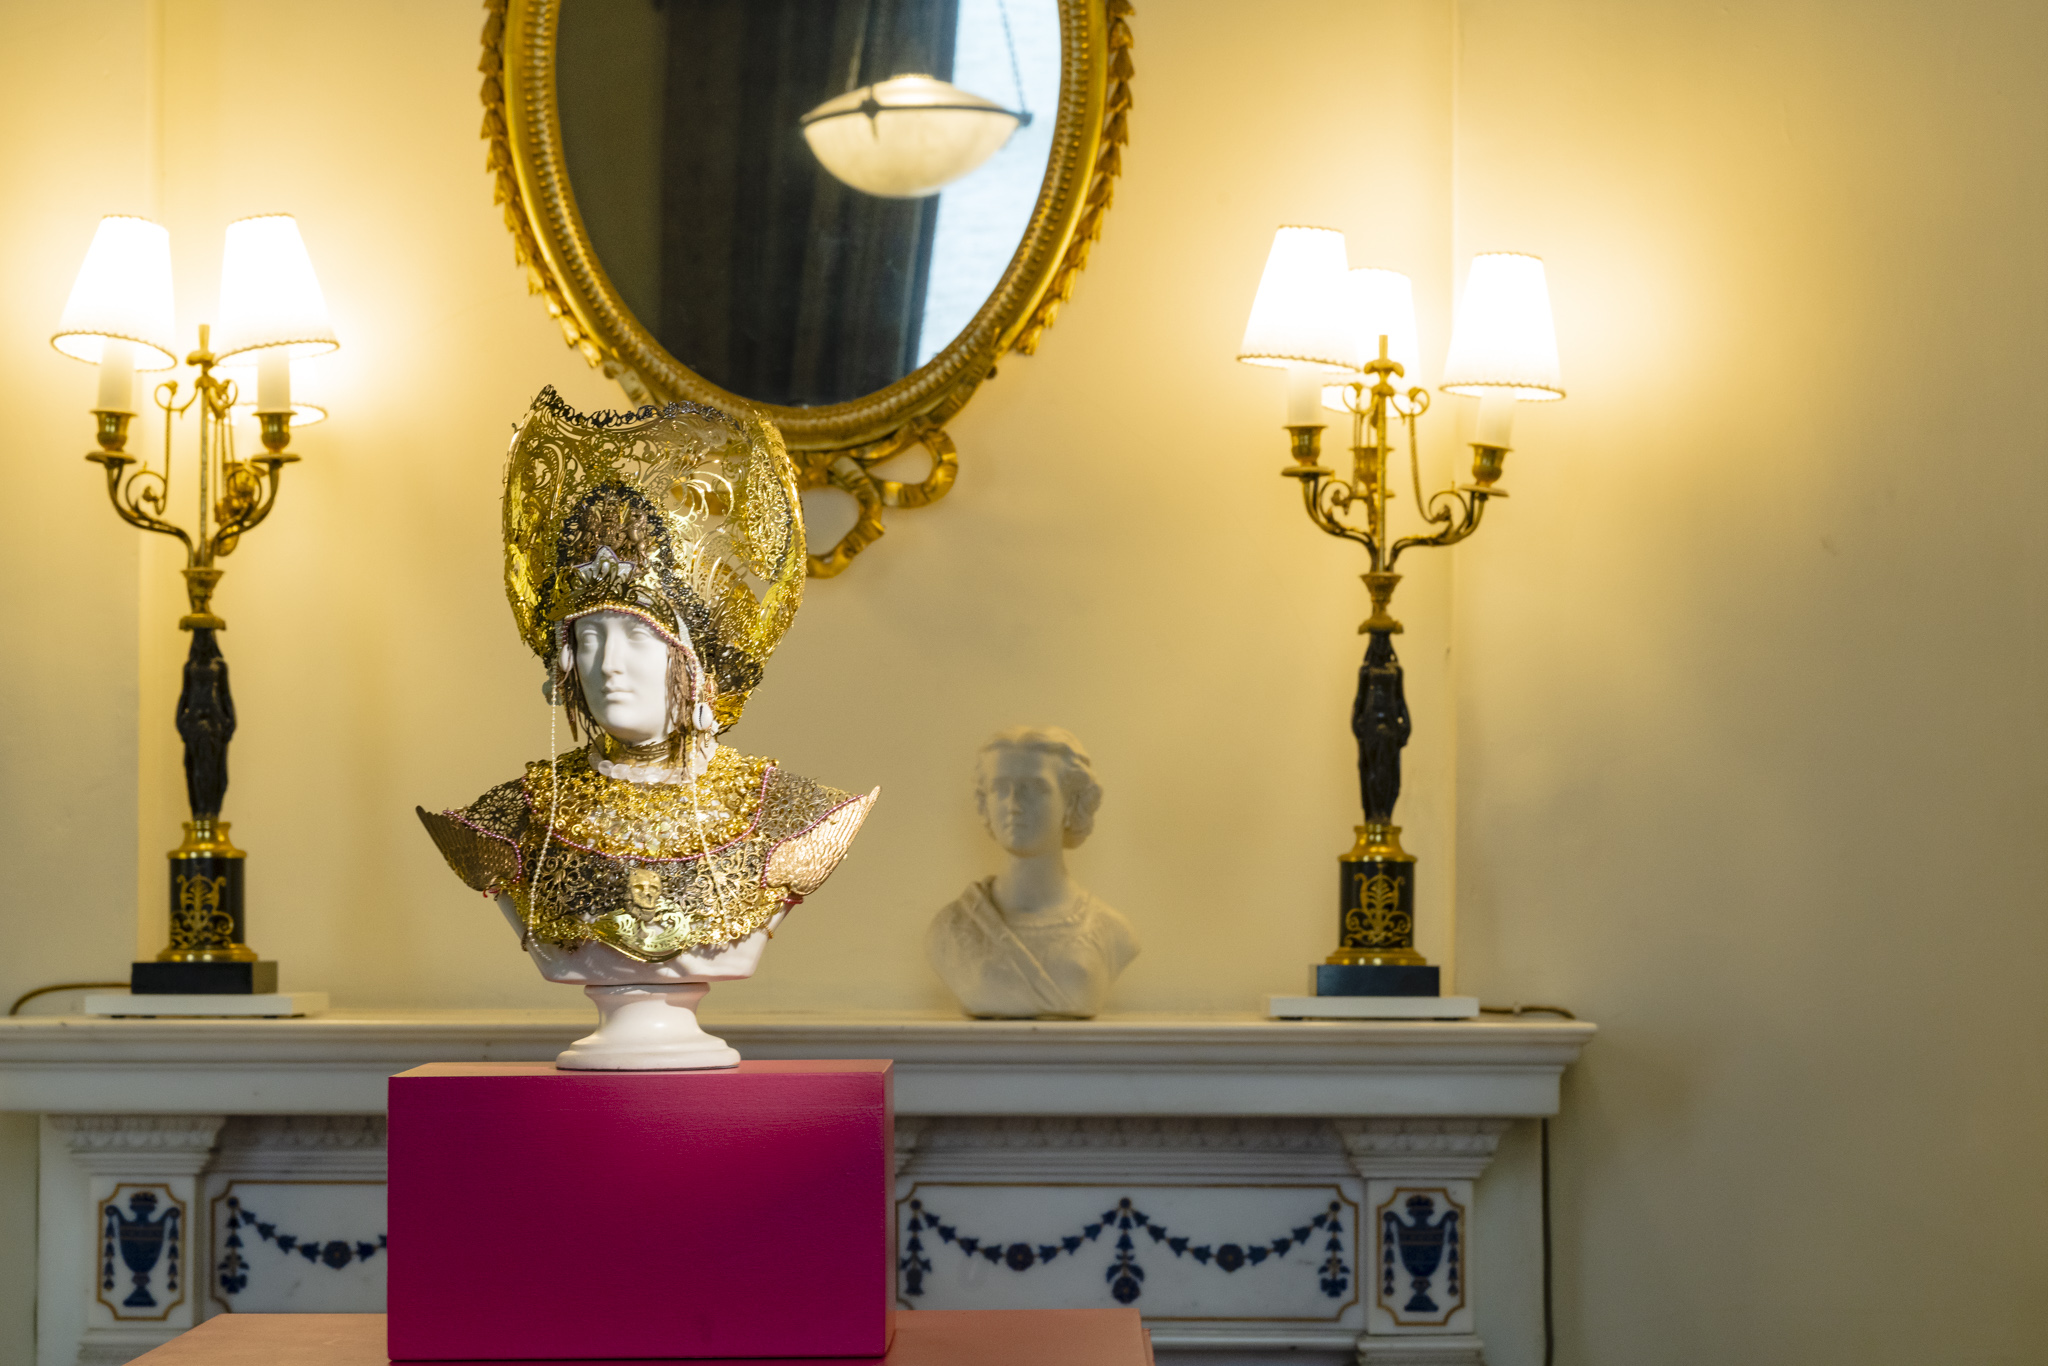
[503,388,805,728]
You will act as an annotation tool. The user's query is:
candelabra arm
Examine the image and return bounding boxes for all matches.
[1283,427,1382,558]
[1388,438,1512,565]
[84,411,196,559]
[1299,466,1380,556]
[212,454,298,551]
[1390,489,1492,562]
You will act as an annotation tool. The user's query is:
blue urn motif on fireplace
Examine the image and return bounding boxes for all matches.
[103,1188,182,1311]
[1381,1193,1459,1314]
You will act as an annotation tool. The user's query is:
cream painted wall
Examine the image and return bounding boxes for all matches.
[99,0,1465,1018]
[1,0,1462,1355]
[0,6,154,1360]
[1450,0,2048,1362]
[7,0,2043,1363]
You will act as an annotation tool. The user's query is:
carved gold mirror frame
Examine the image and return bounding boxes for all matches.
[480,0,1134,576]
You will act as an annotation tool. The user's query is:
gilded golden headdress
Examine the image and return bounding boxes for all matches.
[502,387,805,730]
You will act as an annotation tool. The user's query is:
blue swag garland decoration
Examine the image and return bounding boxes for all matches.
[900,1196,1352,1305]
[215,1195,387,1298]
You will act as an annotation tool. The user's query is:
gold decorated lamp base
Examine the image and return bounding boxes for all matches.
[1315,821,1438,996]
[158,819,257,963]
[1328,822,1427,969]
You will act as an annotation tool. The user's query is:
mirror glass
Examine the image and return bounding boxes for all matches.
[556,0,1064,410]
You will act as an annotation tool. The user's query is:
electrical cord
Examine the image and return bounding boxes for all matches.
[1478,1003,1577,1021]
[1479,1002,1576,1366]
[1541,1115,1555,1366]
[9,981,128,1016]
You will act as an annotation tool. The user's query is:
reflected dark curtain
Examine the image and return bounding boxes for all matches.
[658,0,957,407]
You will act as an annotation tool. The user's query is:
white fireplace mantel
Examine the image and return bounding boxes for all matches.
[6,1011,1593,1366]
[0,1009,1593,1118]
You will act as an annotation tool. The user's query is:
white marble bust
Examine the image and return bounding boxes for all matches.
[925,727,1139,1018]
[454,609,870,1070]
[494,611,773,1070]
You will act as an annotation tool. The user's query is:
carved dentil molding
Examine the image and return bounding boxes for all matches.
[1334,1119,1510,1180]
[52,1114,224,1175]
[216,1115,387,1150]
[212,1114,389,1178]
[916,1116,1342,1153]
[51,1114,226,1152]
[898,1116,1352,1180]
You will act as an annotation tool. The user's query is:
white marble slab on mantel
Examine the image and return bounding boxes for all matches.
[0,1010,1594,1117]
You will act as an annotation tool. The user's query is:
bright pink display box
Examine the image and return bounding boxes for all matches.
[387,1061,894,1361]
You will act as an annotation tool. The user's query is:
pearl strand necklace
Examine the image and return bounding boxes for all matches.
[589,731,716,785]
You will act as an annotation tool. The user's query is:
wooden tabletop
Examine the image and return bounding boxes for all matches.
[132,1310,1154,1365]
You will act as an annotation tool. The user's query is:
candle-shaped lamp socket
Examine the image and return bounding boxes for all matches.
[95,337,137,415]
[254,348,291,414]
[1474,392,1515,450]
[1285,363,1327,427]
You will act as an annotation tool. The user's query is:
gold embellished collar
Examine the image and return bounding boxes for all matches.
[522,746,773,859]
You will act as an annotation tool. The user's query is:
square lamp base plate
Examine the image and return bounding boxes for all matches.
[1266,994,1479,1020]
[84,991,328,1018]
[130,959,278,994]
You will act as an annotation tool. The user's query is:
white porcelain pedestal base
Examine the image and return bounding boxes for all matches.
[554,983,741,1070]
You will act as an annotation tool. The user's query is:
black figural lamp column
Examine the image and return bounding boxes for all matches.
[52,214,337,1012]
[1237,228,1564,1020]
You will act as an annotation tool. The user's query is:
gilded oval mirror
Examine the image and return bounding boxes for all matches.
[483,0,1135,575]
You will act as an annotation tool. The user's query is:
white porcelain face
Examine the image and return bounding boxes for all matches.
[569,611,672,745]
[980,747,1066,860]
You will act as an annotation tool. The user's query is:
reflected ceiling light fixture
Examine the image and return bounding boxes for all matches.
[801,0,1033,199]
[1235,226,1566,1022]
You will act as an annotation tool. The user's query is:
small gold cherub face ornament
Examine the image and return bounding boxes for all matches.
[625,867,664,922]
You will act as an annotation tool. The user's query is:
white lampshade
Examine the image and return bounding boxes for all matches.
[52,216,179,369]
[1440,253,1564,401]
[214,214,338,359]
[802,75,1021,199]
[1237,226,1353,371]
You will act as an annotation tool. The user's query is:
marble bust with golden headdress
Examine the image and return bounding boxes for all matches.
[418,388,876,1068]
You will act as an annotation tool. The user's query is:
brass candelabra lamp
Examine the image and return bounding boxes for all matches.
[1239,228,1563,1010]
[53,214,337,1000]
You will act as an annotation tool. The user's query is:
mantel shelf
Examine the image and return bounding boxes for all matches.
[0,1009,1595,1118]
